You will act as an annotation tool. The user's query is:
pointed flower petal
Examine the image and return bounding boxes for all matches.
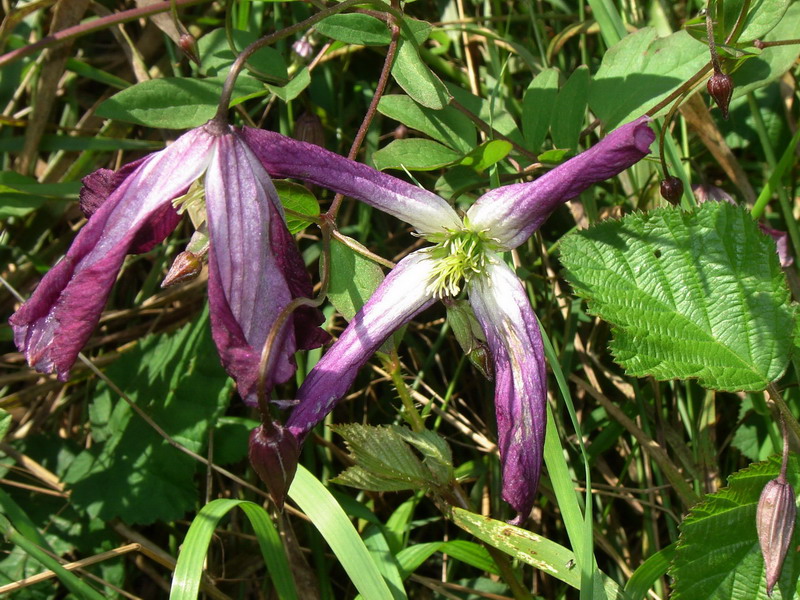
[10,128,215,379]
[467,257,547,525]
[286,251,440,439]
[239,127,462,237]
[80,156,182,253]
[205,132,325,403]
[468,117,654,250]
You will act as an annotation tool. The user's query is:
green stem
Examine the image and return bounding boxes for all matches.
[328,10,401,217]
[746,93,800,257]
[385,353,426,432]
[1,516,107,600]
[767,383,800,445]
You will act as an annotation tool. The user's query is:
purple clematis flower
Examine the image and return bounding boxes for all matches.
[244,117,655,523]
[9,121,328,403]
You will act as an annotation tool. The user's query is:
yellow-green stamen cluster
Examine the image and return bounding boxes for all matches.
[172,180,207,229]
[426,227,493,298]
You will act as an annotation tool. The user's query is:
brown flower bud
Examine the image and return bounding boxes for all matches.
[660,176,683,205]
[293,112,325,147]
[249,424,300,510]
[161,251,202,288]
[707,72,734,120]
[178,33,201,66]
[757,477,796,596]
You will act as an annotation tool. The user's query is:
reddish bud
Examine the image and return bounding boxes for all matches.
[161,251,202,288]
[707,72,734,119]
[757,477,796,596]
[754,39,767,50]
[660,176,684,204]
[178,33,201,66]
[249,424,301,510]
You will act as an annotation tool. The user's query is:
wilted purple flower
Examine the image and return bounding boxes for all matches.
[9,121,327,403]
[244,117,655,523]
[760,225,794,268]
[757,476,796,596]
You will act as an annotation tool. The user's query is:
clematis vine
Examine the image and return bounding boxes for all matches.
[248,117,655,523]
[9,119,328,404]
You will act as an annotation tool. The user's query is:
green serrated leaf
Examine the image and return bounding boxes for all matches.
[273,180,319,234]
[560,202,795,391]
[551,66,589,151]
[330,424,430,492]
[522,68,559,152]
[391,426,453,487]
[589,28,708,129]
[377,94,476,154]
[63,310,230,524]
[373,138,462,171]
[328,237,385,322]
[670,455,800,599]
[314,14,392,46]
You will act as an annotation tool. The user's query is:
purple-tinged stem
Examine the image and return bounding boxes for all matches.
[768,383,800,441]
[213,0,399,127]
[706,3,723,74]
[0,0,210,69]
[328,14,401,217]
[755,38,800,48]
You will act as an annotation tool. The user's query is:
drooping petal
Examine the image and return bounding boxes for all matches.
[80,156,182,253]
[239,127,462,237]
[467,255,547,525]
[286,250,440,439]
[468,116,655,250]
[267,195,330,352]
[10,128,216,379]
[205,134,292,401]
[205,132,326,403]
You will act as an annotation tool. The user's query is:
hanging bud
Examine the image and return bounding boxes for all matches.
[249,423,301,510]
[707,72,734,120]
[445,300,494,380]
[294,112,325,147]
[161,251,202,288]
[757,477,796,596]
[292,38,314,61]
[660,176,684,205]
[178,33,201,67]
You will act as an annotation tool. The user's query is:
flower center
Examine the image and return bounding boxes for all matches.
[172,181,207,229]
[426,225,494,298]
